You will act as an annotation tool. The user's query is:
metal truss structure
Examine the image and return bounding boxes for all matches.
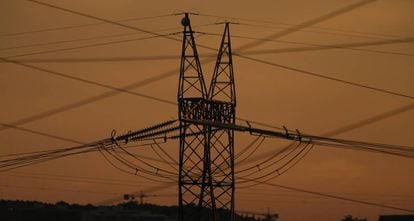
[178,13,236,221]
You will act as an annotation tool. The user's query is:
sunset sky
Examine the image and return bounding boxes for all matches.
[1,0,413,220]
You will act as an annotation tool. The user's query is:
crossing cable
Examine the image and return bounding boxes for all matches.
[198,12,409,41]
[235,141,301,174]
[110,142,177,176]
[150,144,178,171]
[112,147,176,165]
[103,145,175,180]
[2,107,412,173]
[224,0,379,52]
[15,0,373,62]
[0,144,100,172]
[1,32,181,59]
[0,122,84,144]
[0,68,177,133]
[234,36,414,57]
[0,183,126,196]
[7,0,384,62]
[0,57,176,118]
[0,138,160,159]
[243,103,414,163]
[0,0,410,176]
[237,177,414,213]
[102,145,176,179]
[0,120,181,173]
[0,13,174,38]
[25,0,183,44]
[234,22,400,41]
[97,146,175,184]
[185,119,414,158]
[234,136,262,160]
[0,0,389,136]
[235,136,266,165]
[198,31,414,57]
[1,115,412,210]
[311,141,414,158]
[0,27,182,52]
[234,142,302,174]
[236,115,414,187]
[234,53,414,100]
[211,140,302,178]
[6,2,411,117]
[3,40,412,133]
[0,24,214,61]
[153,142,179,165]
[5,35,413,63]
[0,172,144,188]
[1,118,412,209]
[237,142,314,183]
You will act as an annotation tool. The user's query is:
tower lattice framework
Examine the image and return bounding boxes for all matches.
[178,13,236,221]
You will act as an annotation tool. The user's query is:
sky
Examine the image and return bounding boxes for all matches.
[1,0,414,220]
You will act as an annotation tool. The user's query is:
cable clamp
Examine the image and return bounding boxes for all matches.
[125,130,132,144]
[283,125,289,138]
[246,121,253,135]
[110,129,117,145]
[296,129,302,142]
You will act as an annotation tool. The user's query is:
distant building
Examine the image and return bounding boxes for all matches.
[378,214,414,221]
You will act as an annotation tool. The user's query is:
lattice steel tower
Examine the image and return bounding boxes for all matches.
[178,13,236,221]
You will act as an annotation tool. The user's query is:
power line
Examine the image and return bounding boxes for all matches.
[4,1,412,212]
[0,123,84,144]
[25,0,411,102]
[4,37,413,105]
[3,35,412,63]
[232,0,378,52]
[0,183,123,196]
[234,53,414,100]
[324,103,414,136]
[2,171,143,185]
[198,12,410,41]
[0,23,215,55]
[0,173,144,188]
[2,40,411,138]
[235,22,397,41]
[0,28,179,52]
[2,0,403,140]
[201,32,414,57]
[25,0,182,44]
[237,177,414,213]
[238,37,414,57]
[0,68,176,133]
[3,32,180,59]
[228,103,414,165]
[19,0,382,62]
[0,13,173,38]
[1,58,176,105]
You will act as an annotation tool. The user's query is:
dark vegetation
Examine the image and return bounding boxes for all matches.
[0,200,269,221]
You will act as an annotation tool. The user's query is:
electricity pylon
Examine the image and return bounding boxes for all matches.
[178,13,236,221]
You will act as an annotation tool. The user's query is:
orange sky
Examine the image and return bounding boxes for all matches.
[1,0,413,220]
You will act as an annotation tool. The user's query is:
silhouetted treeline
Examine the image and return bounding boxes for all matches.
[0,200,265,221]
